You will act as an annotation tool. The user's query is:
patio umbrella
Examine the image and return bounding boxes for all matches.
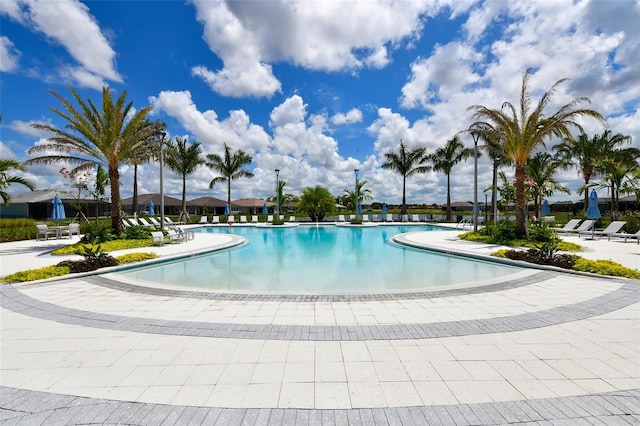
[381,202,387,215]
[585,190,601,240]
[541,199,550,215]
[51,195,66,222]
[148,200,155,216]
[262,203,268,214]
[224,202,230,215]
[356,202,362,216]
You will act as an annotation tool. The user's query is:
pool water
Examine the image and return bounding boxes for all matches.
[117,225,521,293]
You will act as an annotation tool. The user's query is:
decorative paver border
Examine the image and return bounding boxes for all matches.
[1,386,638,425]
[2,279,638,341]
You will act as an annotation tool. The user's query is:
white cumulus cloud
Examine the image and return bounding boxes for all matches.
[0,36,20,72]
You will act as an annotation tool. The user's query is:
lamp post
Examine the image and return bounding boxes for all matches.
[275,169,280,219]
[354,169,359,219]
[472,132,480,231]
[493,156,500,226]
[159,131,166,232]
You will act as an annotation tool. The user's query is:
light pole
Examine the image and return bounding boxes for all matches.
[354,169,359,219]
[275,169,280,220]
[493,156,500,226]
[472,132,480,231]
[159,131,166,232]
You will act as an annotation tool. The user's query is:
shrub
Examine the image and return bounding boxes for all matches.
[573,258,640,279]
[349,218,363,225]
[52,239,153,255]
[56,245,118,273]
[80,224,115,244]
[115,252,158,264]
[619,212,640,234]
[1,265,71,283]
[121,226,153,240]
[0,218,38,242]
[272,218,286,226]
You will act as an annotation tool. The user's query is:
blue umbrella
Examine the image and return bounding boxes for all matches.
[356,202,362,215]
[224,202,230,215]
[51,195,66,222]
[262,202,268,215]
[541,199,550,215]
[148,200,155,216]
[381,202,387,215]
[586,190,601,239]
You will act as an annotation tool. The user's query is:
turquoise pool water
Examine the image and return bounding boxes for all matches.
[117,225,521,293]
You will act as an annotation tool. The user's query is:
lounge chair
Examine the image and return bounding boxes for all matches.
[150,231,164,246]
[385,214,394,222]
[167,229,186,243]
[251,215,259,223]
[362,214,369,222]
[211,216,220,224]
[36,224,53,240]
[122,219,131,228]
[60,223,81,238]
[456,217,472,229]
[267,215,273,222]
[564,219,595,235]
[608,230,640,244]
[127,218,141,226]
[349,215,355,221]
[550,219,581,234]
[227,215,235,224]
[288,216,295,223]
[372,214,381,222]
[411,214,420,222]
[240,215,248,223]
[338,215,346,222]
[578,221,626,239]
[148,217,161,227]
[198,216,208,224]
[137,218,155,228]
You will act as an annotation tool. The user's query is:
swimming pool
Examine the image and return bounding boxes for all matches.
[116,225,522,293]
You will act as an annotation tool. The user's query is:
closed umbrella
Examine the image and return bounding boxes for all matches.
[148,200,155,216]
[224,202,230,215]
[356,202,362,216]
[262,203,268,215]
[51,195,66,222]
[381,202,387,215]
[586,190,601,240]
[541,199,550,215]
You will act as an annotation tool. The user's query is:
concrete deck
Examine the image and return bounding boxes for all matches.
[1,224,638,424]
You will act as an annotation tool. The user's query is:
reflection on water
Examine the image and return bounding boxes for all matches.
[119,225,521,292]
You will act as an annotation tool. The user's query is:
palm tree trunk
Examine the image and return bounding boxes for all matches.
[227,179,231,216]
[401,175,407,215]
[109,166,123,235]
[132,164,138,216]
[583,175,590,210]
[180,175,188,222]
[514,165,527,238]
[445,173,452,221]
[491,161,498,224]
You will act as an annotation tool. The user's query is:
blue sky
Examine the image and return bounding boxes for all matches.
[2,0,639,205]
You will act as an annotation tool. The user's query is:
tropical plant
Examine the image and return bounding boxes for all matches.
[297,185,335,221]
[27,86,160,235]
[205,143,254,208]
[0,159,35,204]
[343,179,372,211]
[429,136,474,221]
[267,180,297,213]
[479,129,510,223]
[164,136,204,222]
[592,162,640,220]
[468,69,605,237]
[525,152,570,223]
[381,140,430,215]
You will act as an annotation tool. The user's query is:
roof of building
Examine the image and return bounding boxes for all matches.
[0,189,94,205]
[120,194,182,206]
[232,198,273,208]
[186,196,227,207]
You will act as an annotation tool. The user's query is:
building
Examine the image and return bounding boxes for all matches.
[0,189,110,219]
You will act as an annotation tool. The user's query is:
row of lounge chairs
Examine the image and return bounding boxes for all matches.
[552,219,639,243]
[122,216,183,228]
[198,215,295,224]
[150,228,191,245]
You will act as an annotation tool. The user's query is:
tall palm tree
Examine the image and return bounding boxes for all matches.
[27,86,159,234]
[0,159,35,204]
[297,185,335,221]
[343,179,373,211]
[165,136,204,222]
[428,136,474,221]
[381,140,430,215]
[525,152,570,223]
[469,69,605,237]
[267,180,297,211]
[205,143,253,208]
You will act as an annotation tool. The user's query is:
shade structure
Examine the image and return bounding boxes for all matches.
[541,199,550,215]
[51,195,65,222]
[224,202,230,215]
[356,202,362,215]
[148,200,155,216]
[381,202,387,215]
[262,203,268,214]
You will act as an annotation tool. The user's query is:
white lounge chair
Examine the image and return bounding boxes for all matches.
[137,218,155,228]
[211,216,220,224]
[240,215,248,223]
[127,218,141,226]
[148,217,161,227]
[578,221,626,239]
[198,216,208,224]
[564,220,595,235]
[372,214,381,222]
[608,230,640,244]
[550,219,581,234]
[150,231,164,245]
[267,215,273,222]
[338,215,346,222]
[385,214,394,222]
[251,215,259,223]
[362,214,369,222]
[288,216,295,222]
[167,229,186,243]
[60,223,81,238]
[227,215,235,224]
[411,214,420,222]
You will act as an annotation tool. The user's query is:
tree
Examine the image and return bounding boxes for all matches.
[525,152,570,223]
[88,164,109,224]
[381,140,430,215]
[0,159,35,204]
[343,179,372,211]
[469,69,605,237]
[267,180,297,211]
[205,143,253,208]
[165,136,204,222]
[297,185,335,221]
[27,86,159,234]
[428,136,474,221]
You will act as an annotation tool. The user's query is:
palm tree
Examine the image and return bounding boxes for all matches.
[0,159,35,204]
[343,179,372,211]
[381,140,430,215]
[27,86,159,234]
[205,143,253,208]
[525,152,570,223]
[165,136,204,222]
[429,136,474,221]
[469,69,605,237]
[267,180,297,212]
[297,185,335,221]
